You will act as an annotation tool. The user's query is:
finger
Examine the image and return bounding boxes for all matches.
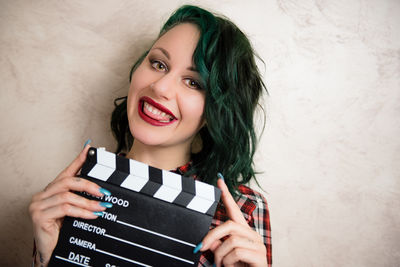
[39,176,106,200]
[58,144,91,179]
[220,247,267,267]
[35,191,109,212]
[200,220,261,252]
[214,235,265,267]
[40,203,102,222]
[217,178,247,226]
[208,239,222,253]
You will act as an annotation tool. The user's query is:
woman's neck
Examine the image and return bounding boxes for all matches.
[126,139,191,171]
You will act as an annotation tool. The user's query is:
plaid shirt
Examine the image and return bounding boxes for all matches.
[175,163,272,267]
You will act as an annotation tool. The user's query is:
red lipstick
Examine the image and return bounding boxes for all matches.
[138,96,177,126]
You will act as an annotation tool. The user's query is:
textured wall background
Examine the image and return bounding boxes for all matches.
[1,0,399,266]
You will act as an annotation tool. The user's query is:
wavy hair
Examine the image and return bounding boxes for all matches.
[111,5,267,195]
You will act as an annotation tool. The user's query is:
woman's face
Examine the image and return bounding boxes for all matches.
[127,23,205,152]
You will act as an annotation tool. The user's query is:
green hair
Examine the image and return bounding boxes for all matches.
[111,5,267,196]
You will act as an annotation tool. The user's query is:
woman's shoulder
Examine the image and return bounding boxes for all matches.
[236,184,269,211]
[212,184,269,227]
[216,185,268,220]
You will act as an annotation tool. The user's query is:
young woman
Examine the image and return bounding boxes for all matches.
[29,5,272,267]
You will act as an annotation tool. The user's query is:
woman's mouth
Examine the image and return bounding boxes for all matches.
[138,96,177,126]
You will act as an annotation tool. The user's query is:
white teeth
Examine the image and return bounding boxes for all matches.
[143,101,174,121]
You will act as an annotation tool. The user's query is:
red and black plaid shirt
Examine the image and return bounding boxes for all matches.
[174,163,272,267]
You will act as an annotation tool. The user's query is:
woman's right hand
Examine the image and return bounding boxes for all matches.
[29,144,112,266]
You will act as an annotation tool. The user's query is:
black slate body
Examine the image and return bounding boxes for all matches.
[48,147,221,267]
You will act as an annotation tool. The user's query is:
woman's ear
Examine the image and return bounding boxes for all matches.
[191,118,206,153]
[191,132,203,154]
[200,118,207,128]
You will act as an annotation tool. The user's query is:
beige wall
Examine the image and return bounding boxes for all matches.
[1,0,399,266]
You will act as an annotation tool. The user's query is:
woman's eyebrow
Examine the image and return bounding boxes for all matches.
[153,47,170,59]
[152,47,198,72]
[187,66,198,72]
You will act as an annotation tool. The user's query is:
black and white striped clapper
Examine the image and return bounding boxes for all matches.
[49,147,221,267]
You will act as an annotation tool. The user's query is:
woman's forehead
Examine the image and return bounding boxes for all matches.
[150,23,200,66]
[153,23,200,50]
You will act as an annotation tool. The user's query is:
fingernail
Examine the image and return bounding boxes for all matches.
[217,172,224,181]
[83,139,92,148]
[213,264,216,267]
[93,211,103,216]
[99,188,111,196]
[193,242,202,254]
[99,202,113,208]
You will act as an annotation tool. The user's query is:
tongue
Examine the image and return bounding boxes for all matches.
[143,106,171,122]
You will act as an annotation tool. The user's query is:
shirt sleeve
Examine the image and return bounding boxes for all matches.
[251,193,272,267]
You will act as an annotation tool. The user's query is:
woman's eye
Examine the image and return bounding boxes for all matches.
[151,60,167,71]
[184,78,202,90]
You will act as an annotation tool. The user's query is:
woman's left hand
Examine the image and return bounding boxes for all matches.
[198,178,267,267]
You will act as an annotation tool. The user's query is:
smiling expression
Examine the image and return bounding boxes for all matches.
[127,23,206,152]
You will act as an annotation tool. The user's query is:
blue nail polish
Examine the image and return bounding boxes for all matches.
[83,139,92,148]
[93,211,103,216]
[213,264,216,267]
[193,242,202,254]
[99,202,113,208]
[99,188,111,196]
[217,172,224,181]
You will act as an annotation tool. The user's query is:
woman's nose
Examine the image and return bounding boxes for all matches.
[150,74,177,100]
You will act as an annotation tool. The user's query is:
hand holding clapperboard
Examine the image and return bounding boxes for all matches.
[48,147,221,267]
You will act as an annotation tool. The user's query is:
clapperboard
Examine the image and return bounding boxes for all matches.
[49,147,221,267]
